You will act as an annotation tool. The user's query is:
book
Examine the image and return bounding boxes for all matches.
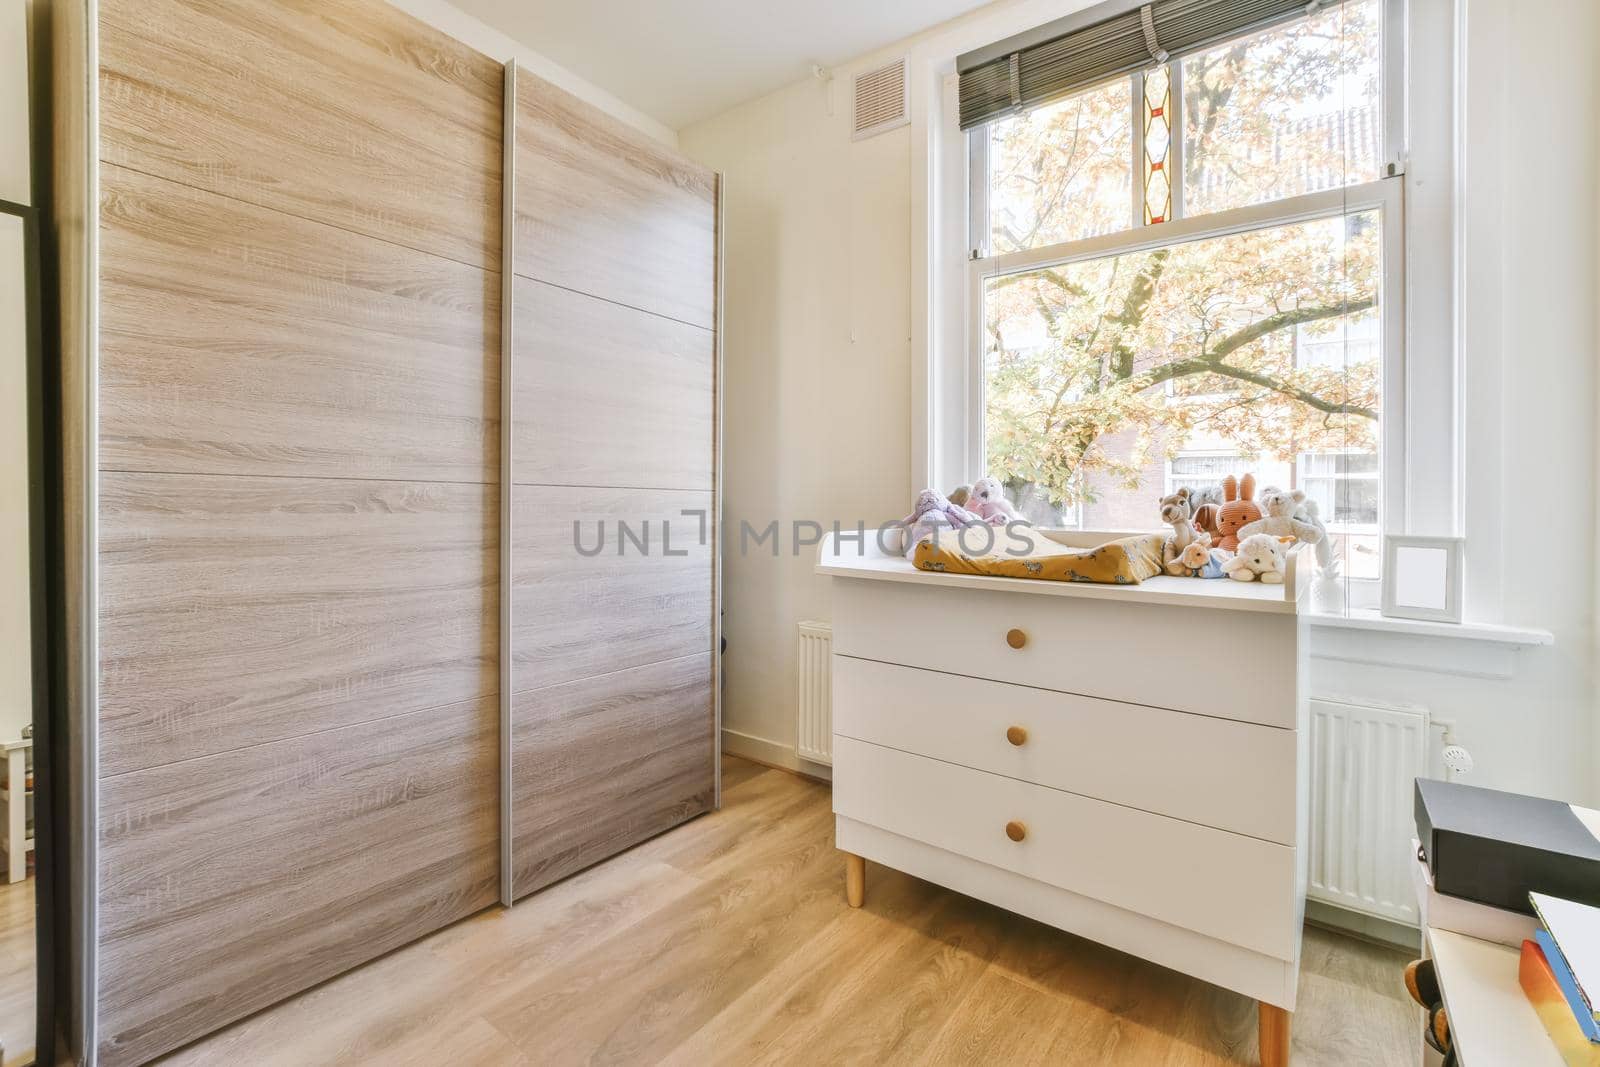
[1539,930,1600,1044]
[1521,940,1600,1066]
[1412,840,1539,947]
[1533,893,1600,1026]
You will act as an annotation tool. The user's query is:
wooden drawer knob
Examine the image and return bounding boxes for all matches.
[1006,725,1028,747]
[1005,628,1027,649]
[1005,820,1027,842]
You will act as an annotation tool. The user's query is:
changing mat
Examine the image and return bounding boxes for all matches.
[912,531,1165,585]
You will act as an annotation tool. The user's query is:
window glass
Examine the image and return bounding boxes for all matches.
[982,210,1381,552]
[987,79,1132,254]
[1182,0,1382,215]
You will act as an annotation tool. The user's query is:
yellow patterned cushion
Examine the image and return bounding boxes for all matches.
[913,532,1165,585]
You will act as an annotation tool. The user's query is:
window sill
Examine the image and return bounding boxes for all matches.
[1307,609,1553,680]
[1309,609,1553,647]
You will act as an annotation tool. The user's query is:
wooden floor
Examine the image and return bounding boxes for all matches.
[161,757,1416,1065]
[0,876,33,1067]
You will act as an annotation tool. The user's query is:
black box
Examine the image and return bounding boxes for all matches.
[1415,778,1600,914]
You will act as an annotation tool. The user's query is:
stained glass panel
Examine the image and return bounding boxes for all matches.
[1143,66,1173,224]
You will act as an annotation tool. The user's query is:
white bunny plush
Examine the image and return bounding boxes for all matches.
[1221,534,1291,584]
[967,477,1021,525]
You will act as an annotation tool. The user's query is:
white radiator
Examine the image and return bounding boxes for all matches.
[796,621,833,765]
[1308,697,1430,926]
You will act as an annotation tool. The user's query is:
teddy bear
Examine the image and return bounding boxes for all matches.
[1221,533,1292,583]
[1171,538,1230,579]
[967,477,1021,526]
[1238,486,1323,546]
[1213,473,1262,553]
[1157,488,1204,571]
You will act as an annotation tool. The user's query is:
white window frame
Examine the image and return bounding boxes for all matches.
[926,0,1456,610]
[912,0,1469,617]
[965,178,1406,537]
[1165,452,1241,498]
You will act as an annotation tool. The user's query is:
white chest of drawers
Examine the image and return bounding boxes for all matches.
[817,530,1312,1067]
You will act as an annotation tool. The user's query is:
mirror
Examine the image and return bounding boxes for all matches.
[0,202,39,1066]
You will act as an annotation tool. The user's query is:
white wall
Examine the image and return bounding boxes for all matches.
[1,0,32,746]
[1,0,27,205]
[679,79,913,770]
[0,213,29,747]
[681,0,1600,804]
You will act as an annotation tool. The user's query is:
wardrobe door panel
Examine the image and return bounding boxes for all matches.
[99,167,499,482]
[510,486,713,693]
[511,277,713,490]
[98,471,496,776]
[98,0,502,268]
[513,76,717,327]
[97,697,498,1067]
[511,655,713,898]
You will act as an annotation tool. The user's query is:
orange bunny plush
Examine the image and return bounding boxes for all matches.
[1214,473,1263,553]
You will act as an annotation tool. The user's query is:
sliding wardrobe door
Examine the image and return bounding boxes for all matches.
[509,75,718,898]
[87,1,503,1061]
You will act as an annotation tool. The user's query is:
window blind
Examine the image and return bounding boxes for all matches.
[957,0,1352,130]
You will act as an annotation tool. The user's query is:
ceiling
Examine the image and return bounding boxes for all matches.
[449,0,995,130]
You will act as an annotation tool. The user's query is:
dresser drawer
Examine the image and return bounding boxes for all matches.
[830,577,1303,729]
[832,737,1300,961]
[833,656,1297,845]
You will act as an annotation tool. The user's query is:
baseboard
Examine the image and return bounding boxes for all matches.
[720,728,832,783]
[1305,899,1421,952]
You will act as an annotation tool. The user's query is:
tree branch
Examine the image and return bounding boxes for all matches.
[1107,250,1169,379]
[1205,296,1376,363]
[1197,362,1378,419]
[1139,297,1381,419]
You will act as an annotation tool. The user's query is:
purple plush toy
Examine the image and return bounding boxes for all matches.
[898,489,982,557]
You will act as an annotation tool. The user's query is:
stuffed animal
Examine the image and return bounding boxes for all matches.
[967,477,1020,526]
[947,485,972,508]
[1158,488,1203,570]
[1221,533,1292,583]
[1295,496,1336,572]
[1238,486,1322,545]
[1170,538,1230,579]
[902,488,979,527]
[1184,485,1224,539]
[899,489,982,556]
[1213,473,1262,553]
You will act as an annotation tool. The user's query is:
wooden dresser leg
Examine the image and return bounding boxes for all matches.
[844,852,865,908]
[1258,1002,1290,1067]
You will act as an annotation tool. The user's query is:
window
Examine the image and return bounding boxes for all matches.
[1165,454,1239,501]
[1300,450,1381,578]
[967,0,1395,581]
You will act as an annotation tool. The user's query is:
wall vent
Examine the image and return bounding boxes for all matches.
[1307,697,1430,926]
[852,58,909,140]
[796,621,833,764]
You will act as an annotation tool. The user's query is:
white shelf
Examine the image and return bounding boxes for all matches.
[1427,928,1563,1066]
[817,529,1313,616]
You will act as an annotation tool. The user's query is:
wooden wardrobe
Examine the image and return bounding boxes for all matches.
[44,1,721,1063]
